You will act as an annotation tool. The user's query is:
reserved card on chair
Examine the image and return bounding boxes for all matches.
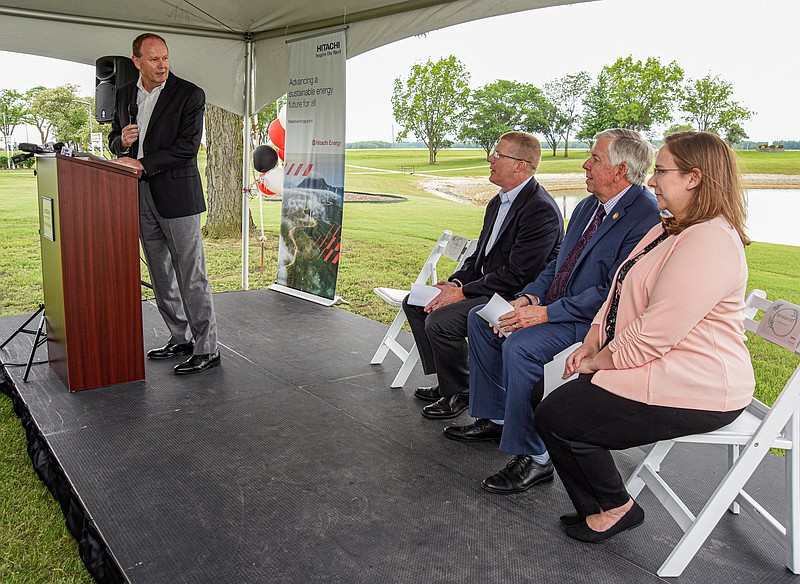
[757,299,800,352]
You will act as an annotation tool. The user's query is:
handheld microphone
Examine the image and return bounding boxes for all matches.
[253,145,279,173]
[128,102,138,126]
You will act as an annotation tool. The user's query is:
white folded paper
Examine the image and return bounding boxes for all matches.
[475,293,515,335]
[407,283,442,307]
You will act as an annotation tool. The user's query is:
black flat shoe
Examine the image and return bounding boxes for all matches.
[174,350,221,375]
[147,341,194,360]
[559,513,584,527]
[414,385,441,402]
[481,455,553,494]
[443,418,502,443]
[421,392,469,419]
[565,501,645,543]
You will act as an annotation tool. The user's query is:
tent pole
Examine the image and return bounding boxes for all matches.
[241,36,253,290]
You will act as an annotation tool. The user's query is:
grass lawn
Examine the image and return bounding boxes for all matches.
[736,149,800,174]
[344,148,800,177]
[0,149,799,581]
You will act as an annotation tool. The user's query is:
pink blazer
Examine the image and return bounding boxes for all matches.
[592,217,755,412]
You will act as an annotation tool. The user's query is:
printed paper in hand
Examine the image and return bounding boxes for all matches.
[407,283,441,307]
[475,293,515,335]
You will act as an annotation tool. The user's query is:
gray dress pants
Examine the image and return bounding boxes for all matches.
[138,182,217,355]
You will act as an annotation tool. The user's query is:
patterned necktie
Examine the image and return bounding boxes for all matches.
[545,204,606,304]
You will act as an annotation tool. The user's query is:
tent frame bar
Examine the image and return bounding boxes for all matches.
[241,36,254,289]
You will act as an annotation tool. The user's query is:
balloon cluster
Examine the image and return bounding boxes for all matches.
[258,104,287,196]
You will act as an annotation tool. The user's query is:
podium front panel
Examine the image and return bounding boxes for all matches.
[38,155,145,391]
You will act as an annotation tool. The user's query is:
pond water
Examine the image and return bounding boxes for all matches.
[553,189,797,247]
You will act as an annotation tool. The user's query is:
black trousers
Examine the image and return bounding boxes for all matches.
[536,374,744,516]
[402,295,488,397]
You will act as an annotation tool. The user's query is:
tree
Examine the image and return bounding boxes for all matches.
[581,56,684,135]
[724,123,749,147]
[203,103,255,238]
[24,86,53,143]
[513,84,550,145]
[577,72,614,147]
[543,71,590,157]
[254,101,278,145]
[539,102,566,158]
[680,75,753,140]
[0,88,26,153]
[459,80,547,156]
[663,123,695,138]
[391,56,470,164]
[28,84,86,148]
[459,80,522,155]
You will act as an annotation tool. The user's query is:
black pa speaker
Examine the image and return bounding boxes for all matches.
[95,56,139,123]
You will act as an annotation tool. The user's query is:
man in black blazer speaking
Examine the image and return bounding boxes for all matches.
[109,33,220,375]
[403,132,564,419]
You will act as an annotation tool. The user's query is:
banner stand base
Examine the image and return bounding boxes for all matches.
[268,283,349,307]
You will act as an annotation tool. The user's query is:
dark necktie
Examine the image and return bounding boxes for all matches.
[545,204,606,304]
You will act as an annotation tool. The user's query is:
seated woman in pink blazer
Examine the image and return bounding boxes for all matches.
[535,131,755,543]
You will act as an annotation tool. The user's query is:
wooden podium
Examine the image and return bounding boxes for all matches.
[36,154,145,391]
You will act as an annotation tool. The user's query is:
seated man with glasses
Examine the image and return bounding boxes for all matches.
[445,128,662,494]
[403,131,564,419]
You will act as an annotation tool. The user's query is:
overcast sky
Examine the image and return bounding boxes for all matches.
[1,0,796,144]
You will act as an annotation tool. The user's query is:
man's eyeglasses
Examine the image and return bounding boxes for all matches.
[490,150,531,163]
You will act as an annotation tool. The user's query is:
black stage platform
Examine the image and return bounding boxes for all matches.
[1,289,798,583]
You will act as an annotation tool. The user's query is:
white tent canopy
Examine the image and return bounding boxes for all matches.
[0,0,592,287]
[0,0,591,114]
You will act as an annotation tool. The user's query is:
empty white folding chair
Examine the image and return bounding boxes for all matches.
[623,289,800,576]
[371,231,476,388]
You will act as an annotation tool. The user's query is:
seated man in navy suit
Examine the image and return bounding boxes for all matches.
[445,129,662,494]
[403,132,564,420]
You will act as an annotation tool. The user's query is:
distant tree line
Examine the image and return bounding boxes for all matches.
[391,55,758,163]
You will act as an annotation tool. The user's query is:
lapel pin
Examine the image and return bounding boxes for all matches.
[612,212,619,220]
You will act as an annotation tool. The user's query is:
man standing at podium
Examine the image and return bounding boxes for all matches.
[108,33,220,375]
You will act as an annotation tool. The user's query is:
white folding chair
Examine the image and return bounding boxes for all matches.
[370,230,476,388]
[623,289,800,577]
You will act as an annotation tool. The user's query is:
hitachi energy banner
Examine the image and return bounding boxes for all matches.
[275,30,346,302]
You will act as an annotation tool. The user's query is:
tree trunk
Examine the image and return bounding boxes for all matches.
[203,103,256,239]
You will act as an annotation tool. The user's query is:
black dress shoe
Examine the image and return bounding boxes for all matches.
[565,501,645,543]
[414,384,441,402]
[421,392,469,419]
[174,350,221,375]
[147,341,195,360]
[443,418,503,443]
[560,513,584,527]
[481,455,554,494]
